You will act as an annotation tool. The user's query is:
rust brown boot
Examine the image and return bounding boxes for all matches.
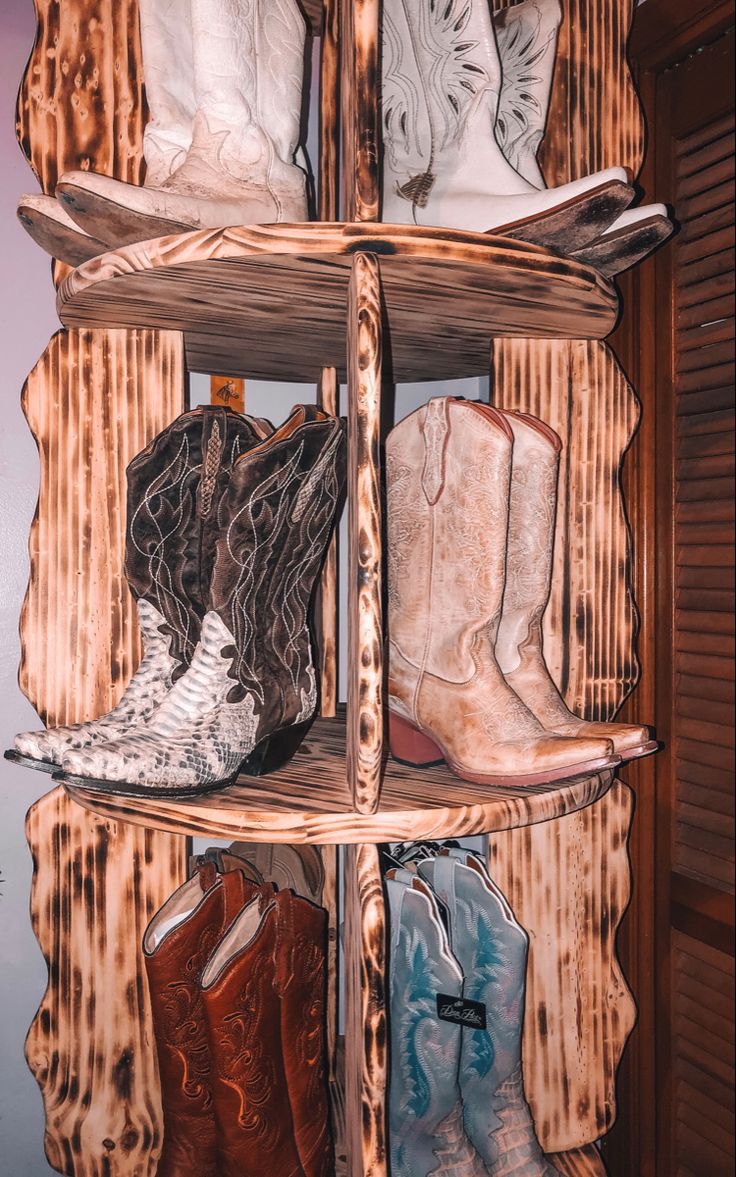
[200,897,306,1177]
[143,857,268,1177]
[272,889,333,1177]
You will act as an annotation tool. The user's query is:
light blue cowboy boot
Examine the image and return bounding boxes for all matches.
[417,851,555,1176]
[386,869,490,1177]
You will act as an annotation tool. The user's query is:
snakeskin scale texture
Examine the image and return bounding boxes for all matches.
[14,599,177,765]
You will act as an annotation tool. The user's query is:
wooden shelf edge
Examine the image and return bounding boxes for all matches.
[62,766,615,846]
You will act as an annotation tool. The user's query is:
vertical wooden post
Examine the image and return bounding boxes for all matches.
[318,0,340,223]
[344,843,387,1177]
[317,367,340,717]
[340,0,381,221]
[347,253,383,815]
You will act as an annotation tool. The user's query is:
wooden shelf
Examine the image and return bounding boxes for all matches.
[57,222,618,383]
[64,716,614,844]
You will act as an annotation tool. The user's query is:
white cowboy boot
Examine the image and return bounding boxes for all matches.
[569,203,674,275]
[57,0,308,246]
[493,0,562,188]
[16,195,107,267]
[417,851,555,1176]
[386,396,620,786]
[494,409,657,760]
[381,0,632,249]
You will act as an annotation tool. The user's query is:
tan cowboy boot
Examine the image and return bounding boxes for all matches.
[494,409,657,760]
[386,397,619,786]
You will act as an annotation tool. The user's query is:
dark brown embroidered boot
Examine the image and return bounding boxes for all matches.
[272,889,333,1177]
[143,857,270,1177]
[12,406,269,773]
[200,897,306,1177]
[59,405,345,796]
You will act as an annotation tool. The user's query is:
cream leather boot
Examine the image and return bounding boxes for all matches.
[492,0,674,270]
[386,397,619,786]
[57,0,308,246]
[381,0,632,249]
[495,409,657,760]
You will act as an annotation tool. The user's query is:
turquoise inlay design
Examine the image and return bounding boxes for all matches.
[398,921,438,1119]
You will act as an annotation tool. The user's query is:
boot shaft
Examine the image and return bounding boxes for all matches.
[125,406,270,671]
[494,411,561,676]
[208,406,346,735]
[387,398,513,692]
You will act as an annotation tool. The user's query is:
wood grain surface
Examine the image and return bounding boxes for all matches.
[21,328,187,1175]
[16,0,145,197]
[488,781,637,1154]
[344,844,387,1177]
[347,253,384,814]
[533,0,645,185]
[63,717,615,844]
[317,366,340,717]
[318,0,340,221]
[548,1145,609,1176]
[489,338,641,722]
[26,791,186,1176]
[340,0,380,221]
[56,223,618,383]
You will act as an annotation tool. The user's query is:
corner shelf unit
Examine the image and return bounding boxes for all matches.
[15,0,650,1175]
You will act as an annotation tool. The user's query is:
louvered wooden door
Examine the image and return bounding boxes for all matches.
[606,5,735,1175]
[660,32,735,1174]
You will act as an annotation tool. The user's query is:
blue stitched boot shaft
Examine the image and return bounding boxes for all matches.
[417,852,555,1176]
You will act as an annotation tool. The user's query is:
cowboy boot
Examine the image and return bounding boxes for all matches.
[272,888,333,1177]
[143,856,269,1177]
[58,406,345,796]
[9,406,268,774]
[386,869,490,1177]
[569,203,674,275]
[381,0,633,249]
[199,895,306,1177]
[417,851,555,1176]
[493,0,562,189]
[57,0,308,247]
[229,842,326,903]
[386,397,619,785]
[494,409,657,760]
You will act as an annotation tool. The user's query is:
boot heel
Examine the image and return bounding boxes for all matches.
[238,720,312,778]
[389,712,445,768]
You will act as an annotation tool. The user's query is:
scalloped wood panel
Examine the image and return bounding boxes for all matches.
[21,328,187,1176]
[16,0,145,196]
[488,780,637,1154]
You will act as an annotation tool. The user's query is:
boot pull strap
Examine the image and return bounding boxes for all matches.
[197,860,218,892]
[420,398,450,505]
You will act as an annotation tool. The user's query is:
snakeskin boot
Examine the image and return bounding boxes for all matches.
[386,396,619,786]
[494,408,657,760]
[143,855,270,1177]
[386,868,491,1177]
[381,0,632,246]
[58,405,345,796]
[417,851,555,1176]
[10,406,268,774]
[199,889,333,1177]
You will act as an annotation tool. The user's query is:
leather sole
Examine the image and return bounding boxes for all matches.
[389,712,621,787]
[493,179,635,254]
[4,747,58,774]
[17,199,106,267]
[57,182,192,248]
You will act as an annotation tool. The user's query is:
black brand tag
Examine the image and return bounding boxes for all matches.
[436,994,487,1030]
